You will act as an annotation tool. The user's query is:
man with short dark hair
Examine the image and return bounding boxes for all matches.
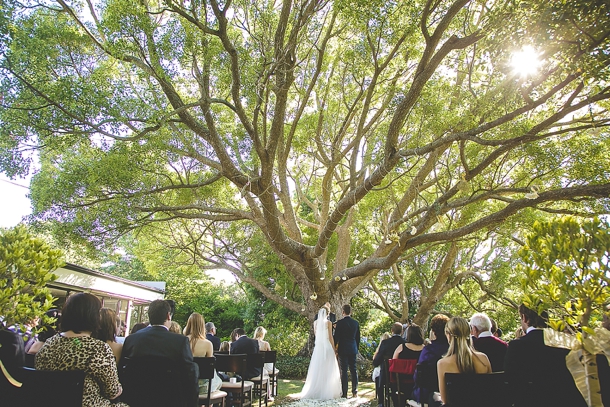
[373,322,405,407]
[205,322,221,351]
[470,312,507,372]
[504,304,586,407]
[230,327,261,379]
[120,300,199,407]
[333,304,360,398]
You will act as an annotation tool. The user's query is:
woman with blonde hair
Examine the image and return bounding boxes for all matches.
[436,316,491,405]
[183,313,222,395]
[254,326,278,399]
[169,321,181,334]
[253,326,278,374]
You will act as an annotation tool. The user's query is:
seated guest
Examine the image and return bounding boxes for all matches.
[130,322,148,334]
[393,325,424,407]
[206,322,221,351]
[230,328,240,344]
[219,341,230,352]
[372,332,391,402]
[121,300,198,405]
[184,313,222,396]
[94,308,122,362]
[412,314,450,405]
[230,327,260,379]
[169,321,181,334]
[253,326,278,374]
[26,309,61,355]
[35,293,128,407]
[436,317,491,406]
[115,316,126,344]
[373,323,406,407]
[470,312,507,372]
[393,324,424,359]
[504,304,587,407]
[254,326,278,399]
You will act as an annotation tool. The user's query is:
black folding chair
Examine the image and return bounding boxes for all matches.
[216,354,253,407]
[261,350,278,397]
[194,357,227,407]
[119,356,198,407]
[2,365,85,407]
[382,358,392,407]
[414,361,439,405]
[445,372,510,407]
[246,353,268,407]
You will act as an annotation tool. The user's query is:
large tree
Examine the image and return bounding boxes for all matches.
[1,0,609,320]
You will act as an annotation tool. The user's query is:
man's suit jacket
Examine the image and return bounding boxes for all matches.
[504,329,586,407]
[230,335,261,379]
[472,334,507,372]
[373,334,405,367]
[121,325,199,402]
[206,333,221,351]
[333,316,360,356]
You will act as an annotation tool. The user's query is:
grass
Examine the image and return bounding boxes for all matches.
[269,379,377,406]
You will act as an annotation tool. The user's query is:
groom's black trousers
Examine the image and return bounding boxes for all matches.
[338,353,358,396]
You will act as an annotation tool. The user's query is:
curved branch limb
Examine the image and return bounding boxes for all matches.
[369,279,401,321]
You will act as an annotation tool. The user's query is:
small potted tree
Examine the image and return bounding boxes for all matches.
[519,216,610,407]
[0,225,62,378]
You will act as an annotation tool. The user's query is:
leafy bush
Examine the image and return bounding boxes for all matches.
[276,355,310,379]
[0,225,63,330]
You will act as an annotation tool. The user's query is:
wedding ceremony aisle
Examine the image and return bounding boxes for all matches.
[274,380,376,407]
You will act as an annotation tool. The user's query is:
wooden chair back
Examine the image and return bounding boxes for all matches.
[261,350,277,397]
[2,366,85,407]
[194,356,227,407]
[445,372,511,407]
[119,356,198,407]
[216,353,252,407]
[246,353,268,407]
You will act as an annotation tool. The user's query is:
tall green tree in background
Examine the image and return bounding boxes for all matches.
[1,0,609,321]
[519,217,610,407]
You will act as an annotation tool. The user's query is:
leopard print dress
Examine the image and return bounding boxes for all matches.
[35,334,129,407]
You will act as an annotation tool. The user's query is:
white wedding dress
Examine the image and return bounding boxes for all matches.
[300,308,342,400]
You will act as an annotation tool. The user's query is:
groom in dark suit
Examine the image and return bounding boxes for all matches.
[333,304,360,398]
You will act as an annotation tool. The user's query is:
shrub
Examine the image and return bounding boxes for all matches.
[0,225,63,331]
[276,355,310,379]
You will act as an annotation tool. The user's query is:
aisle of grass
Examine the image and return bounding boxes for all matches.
[271,380,377,406]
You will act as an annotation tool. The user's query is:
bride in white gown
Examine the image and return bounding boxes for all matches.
[300,305,342,400]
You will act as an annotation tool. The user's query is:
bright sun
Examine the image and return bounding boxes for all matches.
[510,46,542,77]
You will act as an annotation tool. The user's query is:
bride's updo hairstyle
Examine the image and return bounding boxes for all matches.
[444,316,475,374]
